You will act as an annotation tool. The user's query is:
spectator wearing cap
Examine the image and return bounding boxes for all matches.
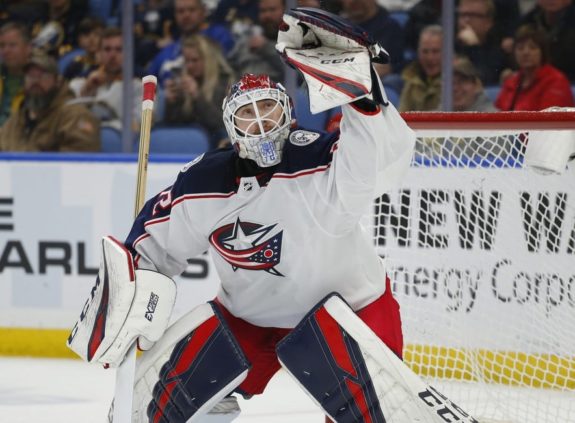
[0,21,33,126]
[0,51,100,152]
[452,55,498,111]
[495,25,574,111]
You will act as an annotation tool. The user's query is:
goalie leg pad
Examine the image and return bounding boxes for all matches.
[132,302,250,423]
[276,292,386,423]
[278,293,480,423]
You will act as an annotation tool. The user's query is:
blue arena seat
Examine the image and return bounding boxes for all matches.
[58,48,85,74]
[100,126,123,153]
[484,85,500,103]
[389,11,409,28]
[384,86,400,108]
[89,0,115,20]
[148,127,211,155]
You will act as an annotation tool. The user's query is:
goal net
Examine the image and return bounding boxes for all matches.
[376,111,575,423]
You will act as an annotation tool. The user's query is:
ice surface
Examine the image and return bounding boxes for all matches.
[0,357,323,423]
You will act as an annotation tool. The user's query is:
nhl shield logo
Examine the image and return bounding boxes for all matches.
[289,130,320,146]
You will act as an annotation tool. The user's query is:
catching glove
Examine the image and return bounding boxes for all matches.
[276,7,389,113]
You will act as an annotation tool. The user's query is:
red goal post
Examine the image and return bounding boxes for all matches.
[402,110,575,129]
[376,110,575,423]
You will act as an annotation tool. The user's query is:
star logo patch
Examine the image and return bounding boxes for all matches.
[209,218,284,276]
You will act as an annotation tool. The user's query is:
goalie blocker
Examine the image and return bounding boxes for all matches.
[67,236,176,367]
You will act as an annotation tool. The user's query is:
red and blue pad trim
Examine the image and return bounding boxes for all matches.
[276,293,386,423]
[147,302,250,423]
[285,56,370,100]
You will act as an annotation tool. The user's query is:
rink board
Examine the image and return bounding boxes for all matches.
[0,154,574,389]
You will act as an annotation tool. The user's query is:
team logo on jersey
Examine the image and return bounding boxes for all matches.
[209,218,284,276]
[289,130,320,146]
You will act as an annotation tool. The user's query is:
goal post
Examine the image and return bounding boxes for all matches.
[376,111,575,423]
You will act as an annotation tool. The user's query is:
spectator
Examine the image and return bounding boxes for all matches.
[227,0,286,84]
[297,0,321,6]
[404,0,441,52]
[62,17,105,80]
[452,55,498,111]
[69,27,143,131]
[405,0,519,53]
[147,0,235,83]
[340,0,405,75]
[1,1,47,29]
[399,24,442,112]
[520,0,575,81]
[377,0,420,11]
[456,0,510,85]
[0,22,33,126]
[163,34,235,148]
[31,0,91,58]
[133,0,174,69]
[211,0,259,38]
[0,51,100,152]
[519,0,537,14]
[496,25,574,111]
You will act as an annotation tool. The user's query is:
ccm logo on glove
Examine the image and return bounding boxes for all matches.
[145,292,160,321]
[320,57,355,64]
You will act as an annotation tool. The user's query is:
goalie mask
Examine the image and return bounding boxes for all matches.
[223,74,292,167]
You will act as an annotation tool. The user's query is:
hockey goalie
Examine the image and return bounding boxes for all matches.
[67,7,479,423]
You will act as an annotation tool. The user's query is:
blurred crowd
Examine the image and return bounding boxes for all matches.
[0,0,574,153]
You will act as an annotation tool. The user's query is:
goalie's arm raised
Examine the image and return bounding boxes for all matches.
[333,102,415,216]
[277,8,416,215]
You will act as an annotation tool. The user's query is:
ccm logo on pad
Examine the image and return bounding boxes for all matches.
[418,386,479,422]
[145,292,159,321]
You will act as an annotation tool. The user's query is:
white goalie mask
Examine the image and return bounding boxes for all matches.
[222,74,292,167]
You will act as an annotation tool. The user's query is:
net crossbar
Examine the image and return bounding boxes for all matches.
[374,111,575,423]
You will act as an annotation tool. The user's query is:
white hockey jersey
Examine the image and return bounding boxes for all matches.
[125,103,415,328]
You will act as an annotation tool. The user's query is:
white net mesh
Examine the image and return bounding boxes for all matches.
[374,114,575,423]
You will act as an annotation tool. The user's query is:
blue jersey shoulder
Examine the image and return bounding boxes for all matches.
[173,147,238,197]
[279,127,339,174]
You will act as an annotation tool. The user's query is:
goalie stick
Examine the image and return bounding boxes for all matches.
[112,75,157,423]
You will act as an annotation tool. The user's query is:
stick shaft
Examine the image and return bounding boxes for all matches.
[134,106,154,216]
[113,75,157,423]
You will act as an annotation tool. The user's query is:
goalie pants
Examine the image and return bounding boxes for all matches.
[214,277,403,397]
